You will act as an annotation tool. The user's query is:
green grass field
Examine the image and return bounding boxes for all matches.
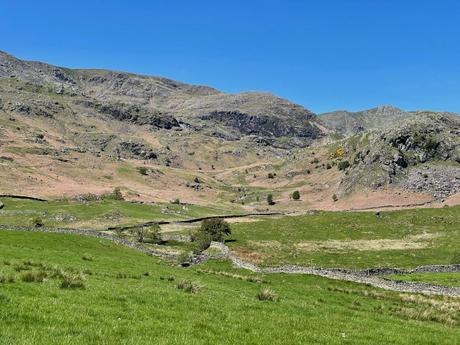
[0,198,238,229]
[1,230,459,345]
[228,206,460,268]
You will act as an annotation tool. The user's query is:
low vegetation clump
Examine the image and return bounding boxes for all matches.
[176,280,202,294]
[31,216,44,228]
[338,160,350,171]
[177,251,194,267]
[133,224,162,244]
[102,187,125,201]
[0,273,16,283]
[138,167,149,175]
[21,270,47,283]
[257,288,279,302]
[60,273,85,289]
[332,194,338,202]
[267,194,275,205]
[292,190,300,200]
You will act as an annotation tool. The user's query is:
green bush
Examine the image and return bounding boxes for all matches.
[338,160,350,171]
[134,224,162,244]
[170,198,181,204]
[267,173,276,179]
[199,218,231,243]
[267,194,275,205]
[31,217,44,228]
[192,231,213,253]
[332,194,338,202]
[177,251,193,267]
[292,191,300,200]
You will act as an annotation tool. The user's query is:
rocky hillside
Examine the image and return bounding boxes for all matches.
[337,112,460,199]
[321,106,409,136]
[0,50,326,148]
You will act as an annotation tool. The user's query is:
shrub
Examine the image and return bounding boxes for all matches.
[192,231,213,253]
[326,163,332,170]
[257,288,279,302]
[170,198,181,204]
[176,280,202,294]
[103,187,124,201]
[194,177,201,184]
[267,194,275,205]
[292,191,300,200]
[332,194,338,202]
[338,160,350,171]
[267,173,276,179]
[311,158,319,164]
[31,217,44,228]
[199,218,231,242]
[133,224,162,244]
[138,167,149,175]
[177,251,193,267]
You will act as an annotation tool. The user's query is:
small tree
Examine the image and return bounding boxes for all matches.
[267,194,275,205]
[134,224,162,244]
[292,191,300,200]
[200,218,231,242]
[338,160,350,171]
[332,194,338,202]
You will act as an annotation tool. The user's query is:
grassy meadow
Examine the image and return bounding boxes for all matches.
[0,198,238,229]
[0,230,459,345]
[228,206,460,268]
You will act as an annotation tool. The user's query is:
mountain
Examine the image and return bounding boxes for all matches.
[0,50,459,209]
[320,105,410,136]
[0,50,325,148]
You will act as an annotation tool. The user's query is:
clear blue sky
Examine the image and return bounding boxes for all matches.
[1,0,459,114]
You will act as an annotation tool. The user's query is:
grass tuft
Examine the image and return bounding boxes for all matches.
[257,288,279,302]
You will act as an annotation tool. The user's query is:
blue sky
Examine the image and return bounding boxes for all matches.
[1,0,459,113]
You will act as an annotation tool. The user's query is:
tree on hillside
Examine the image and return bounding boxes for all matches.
[267,194,275,205]
[199,218,231,243]
[292,191,300,200]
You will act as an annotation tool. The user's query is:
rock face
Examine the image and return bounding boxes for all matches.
[0,50,325,147]
[200,110,322,143]
[321,106,409,136]
[339,112,460,197]
[398,166,460,199]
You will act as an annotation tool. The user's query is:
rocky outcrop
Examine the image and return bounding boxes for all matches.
[398,166,460,199]
[339,112,460,197]
[118,141,158,160]
[201,111,322,141]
